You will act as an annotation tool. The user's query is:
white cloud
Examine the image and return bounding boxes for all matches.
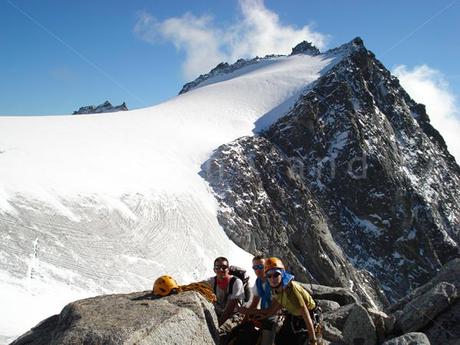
[393,64,460,162]
[134,0,328,80]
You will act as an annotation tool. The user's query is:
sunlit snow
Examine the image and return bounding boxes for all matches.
[0,53,338,341]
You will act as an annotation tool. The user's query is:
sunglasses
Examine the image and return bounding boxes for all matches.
[214,265,229,271]
[252,264,264,270]
[266,272,282,279]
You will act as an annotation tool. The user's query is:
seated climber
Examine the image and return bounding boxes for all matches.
[254,257,320,345]
[204,256,245,326]
[237,255,279,345]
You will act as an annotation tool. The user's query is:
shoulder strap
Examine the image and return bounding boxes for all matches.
[228,276,237,296]
[256,277,263,295]
[213,276,217,295]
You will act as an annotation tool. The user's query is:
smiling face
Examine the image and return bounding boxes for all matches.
[252,258,266,280]
[266,269,283,288]
[214,258,230,280]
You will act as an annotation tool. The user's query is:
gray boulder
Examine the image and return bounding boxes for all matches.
[304,283,360,306]
[321,322,344,344]
[367,308,395,342]
[11,291,219,345]
[342,304,377,345]
[323,304,356,331]
[381,332,431,345]
[316,299,341,313]
[387,258,460,314]
[395,282,457,333]
[424,298,460,345]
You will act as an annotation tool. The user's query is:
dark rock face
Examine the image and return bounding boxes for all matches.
[423,299,460,344]
[291,41,320,56]
[10,291,219,345]
[394,282,457,333]
[201,136,387,307]
[388,259,460,344]
[73,101,128,115]
[201,38,460,304]
[381,332,431,345]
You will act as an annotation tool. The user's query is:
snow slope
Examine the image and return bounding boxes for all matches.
[0,53,338,341]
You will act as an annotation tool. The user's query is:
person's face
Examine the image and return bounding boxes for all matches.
[266,269,282,288]
[252,259,265,279]
[214,259,229,279]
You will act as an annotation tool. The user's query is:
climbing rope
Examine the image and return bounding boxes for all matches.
[178,282,217,304]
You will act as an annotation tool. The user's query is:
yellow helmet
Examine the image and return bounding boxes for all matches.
[153,275,179,297]
[264,257,285,273]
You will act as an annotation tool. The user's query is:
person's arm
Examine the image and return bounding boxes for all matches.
[252,298,282,320]
[237,296,260,315]
[299,304,317,344]
[219,299,239,326]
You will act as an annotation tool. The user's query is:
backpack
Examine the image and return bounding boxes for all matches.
[213,265,251,304]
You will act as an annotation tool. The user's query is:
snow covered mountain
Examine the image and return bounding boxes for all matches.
[1,37,458,343]
[201,38,460,306]
[0,42,339,342]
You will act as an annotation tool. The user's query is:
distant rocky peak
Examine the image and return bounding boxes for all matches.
[290,41,320,56]
[178,56,272,95]
[72,101,128,115]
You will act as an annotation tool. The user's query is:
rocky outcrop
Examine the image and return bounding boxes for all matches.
[387,259,460,344]
[342,304,377,345]
[291,41,320,56]
[11,291,219,345]
[10,263,459,344]
[394,282,457,333]
[201,38,460,305]
[381,332,431,345]
[73,101,128,115]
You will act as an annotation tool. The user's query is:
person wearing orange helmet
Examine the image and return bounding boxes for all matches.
[255,257,319,345]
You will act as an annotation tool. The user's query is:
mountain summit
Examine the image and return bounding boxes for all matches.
[201,37,459,306]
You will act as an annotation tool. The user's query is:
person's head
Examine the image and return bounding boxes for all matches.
[252,255,266,280]
[264,257,285,289]
[213,256,230,279]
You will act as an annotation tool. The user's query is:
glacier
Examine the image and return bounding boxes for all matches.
[0,52,340,341]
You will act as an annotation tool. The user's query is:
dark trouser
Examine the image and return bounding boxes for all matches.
[275,314,309,345]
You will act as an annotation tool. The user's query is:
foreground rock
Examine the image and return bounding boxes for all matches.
[382,332,431,345]
[11,291,218,345]
[10,260,460,345]
[394,282,457,333]
[342,304,377,345]
[387,258,460,344]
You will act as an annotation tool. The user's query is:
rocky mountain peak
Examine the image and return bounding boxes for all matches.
[72,101,128,115]
[290,40,320,56]
[201,37,460,305]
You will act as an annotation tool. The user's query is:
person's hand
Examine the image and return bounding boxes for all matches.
[236,306,248,314]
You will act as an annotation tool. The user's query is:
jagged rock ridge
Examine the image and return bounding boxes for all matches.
[179,41,320,95]
[73,100,128,115]
[201,37,460,304]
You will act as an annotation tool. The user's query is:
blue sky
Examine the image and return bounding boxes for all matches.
[0,0,459,116]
